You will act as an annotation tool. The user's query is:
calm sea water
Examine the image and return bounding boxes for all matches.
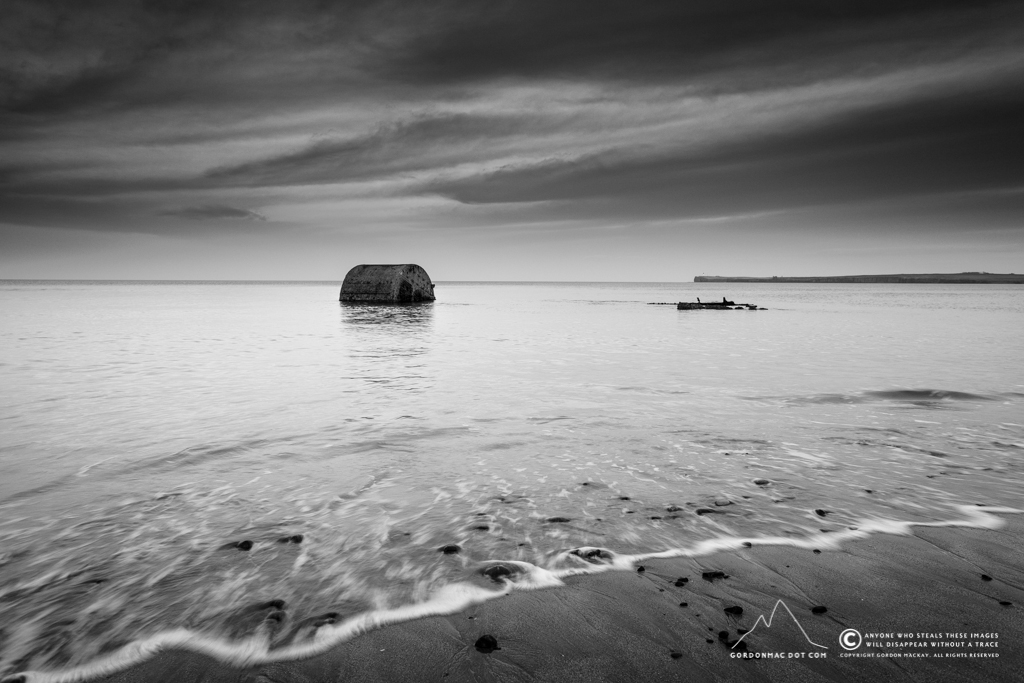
[1,280,1022,674]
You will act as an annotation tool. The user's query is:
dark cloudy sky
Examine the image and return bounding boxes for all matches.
[2,0,1023,280]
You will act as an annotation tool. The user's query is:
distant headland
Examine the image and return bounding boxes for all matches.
[694,272,1023,284]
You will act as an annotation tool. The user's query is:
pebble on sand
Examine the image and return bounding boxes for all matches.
[545,516,572,523]
[674,577,689,586]
[481,564,514,581]
[702,570,727,581]
[811,606,828,614]
[474,635,500,653]
[439,544,461,554]
[724,606,743,615]
[981,574,993,581]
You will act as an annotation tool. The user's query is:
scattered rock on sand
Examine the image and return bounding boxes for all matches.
[480,564,514,581]
[545,516,572,523]
[277,534,303,544]
[636,565,646,573]
[474,635,500,653]
[981,574,993,581]
[227,540,253,551]
[702,570,727,581]
[724,606,743,615]
[439,544,461,554]
[670,651,683,659]
[753,479,770,486]
[815,509,830,517]
[714,499,732,506]
[674,577,689,586]
[811,606,828,614]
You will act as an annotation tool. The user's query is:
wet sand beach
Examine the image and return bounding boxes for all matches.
[11,510,1021,683]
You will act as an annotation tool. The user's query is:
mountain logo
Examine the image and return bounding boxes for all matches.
[732,600,829,650]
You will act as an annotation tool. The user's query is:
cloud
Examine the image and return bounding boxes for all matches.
[1,0,1022,274]
[159,204,267,221]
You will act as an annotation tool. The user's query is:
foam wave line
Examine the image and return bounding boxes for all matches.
[7,504,1019,683]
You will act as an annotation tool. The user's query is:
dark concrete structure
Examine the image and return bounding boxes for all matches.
[339,264,436,302]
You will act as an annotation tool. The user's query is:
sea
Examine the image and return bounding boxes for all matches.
[1,280,1022,677]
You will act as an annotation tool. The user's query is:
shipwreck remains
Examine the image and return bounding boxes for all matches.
[339,264,436,303]
[676,300,763,310]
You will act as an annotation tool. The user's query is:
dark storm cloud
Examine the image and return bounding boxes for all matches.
[374,0,1021,85]
[1,0,1022,241]
[424,85,1024,218]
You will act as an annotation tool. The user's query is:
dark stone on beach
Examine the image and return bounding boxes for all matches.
[313,612,340,627]
[815,509,829,517]
[737,628,749,635]
[474,635,500,653]
[473,525,490,531]
[264,609,286,624]
[753,479,770,486]
[674,577,689,586]
[717,630,730,642]
[637,565,646,573]
[545,516,571,523]
[981,574,993,581]
[695,508,717,515]
[666,505,684,512]
[277,534,304,544]
[706,639,714,644]
[670,651,683,659]
[742,541,752,548]
[1,676,27,683]
[440,544,461,554]
[724,606,743,616]
[679,602,688,607]
[865,489,873,493]
[256,599,286,611]
[481,564,513,581]
[731,639,748,652]
[702,570,727,581]
[812,606,827,614]
[232,540,253,551]
[714,499,732,506]
[1000,601,1012,606]
[620,496,631,500]
[812,549,821,555]
[650,516,662,520]
[573,547,614,562]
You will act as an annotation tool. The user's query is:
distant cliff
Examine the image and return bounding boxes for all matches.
[694,273,1024,284]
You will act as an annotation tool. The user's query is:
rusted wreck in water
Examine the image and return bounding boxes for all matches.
[339,264,436,303]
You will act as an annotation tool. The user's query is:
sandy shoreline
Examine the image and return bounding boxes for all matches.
[10,513,1022,683]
